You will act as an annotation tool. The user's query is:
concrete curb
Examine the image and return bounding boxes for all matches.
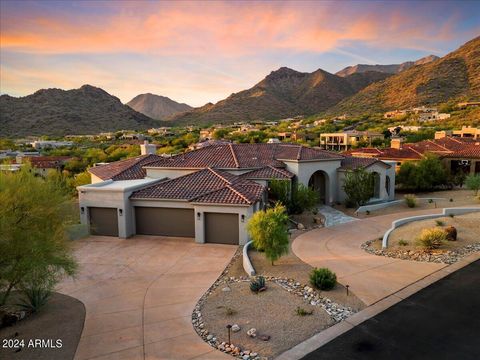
[243,241,256,276]
[356,197,447,214]
[275,251,480,360]
[382,206,480,248]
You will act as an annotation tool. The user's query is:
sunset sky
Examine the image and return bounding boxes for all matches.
[1,0,479,107]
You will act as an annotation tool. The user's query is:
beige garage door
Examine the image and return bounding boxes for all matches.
[135,207,195,237]
[205,213,239,245]
[89,207,118,237]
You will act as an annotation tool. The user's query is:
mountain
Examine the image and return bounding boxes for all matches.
[0,85,162,137]
[170,67,390,125]
[328,36,480,114]
[127,93,192,120]
[336,55,440,77]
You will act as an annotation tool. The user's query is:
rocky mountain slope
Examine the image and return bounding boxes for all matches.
[170,68,390,125]
[0,85,162,137]
[328,36,480,114]
[336,55,440,77]
[127,93,192,120]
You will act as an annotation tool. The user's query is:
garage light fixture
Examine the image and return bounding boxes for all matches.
[197,212,201,220]
[81,207,85,214]
[118,209,123,216]
[241,215,245,222]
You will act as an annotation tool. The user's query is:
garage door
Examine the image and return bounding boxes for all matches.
[89,207,118,236]
[204,213,239,245]
[135,207,195,237]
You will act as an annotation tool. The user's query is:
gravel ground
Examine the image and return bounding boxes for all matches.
[201,281,333,359]
[0,292,85,360]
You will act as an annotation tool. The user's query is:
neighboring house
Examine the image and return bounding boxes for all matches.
[0,155,74,175]
[30,140,74,149]
[346,136,480,175]
[78,143,395,244]
[320,131,384,150]
[435,126,480,140]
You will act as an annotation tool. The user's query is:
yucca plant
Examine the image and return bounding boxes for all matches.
[17,287,51,313]
[249,276,266,293]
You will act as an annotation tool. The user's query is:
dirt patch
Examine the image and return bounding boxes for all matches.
[201,281,333,359]
[0,292,85,360]
[338,189,479,218]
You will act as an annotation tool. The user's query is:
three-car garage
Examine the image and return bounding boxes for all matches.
[134,207,195,237]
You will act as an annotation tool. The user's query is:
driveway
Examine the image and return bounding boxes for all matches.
[293,209,448,305]
[58,235,235,360]
[300,260,480,360]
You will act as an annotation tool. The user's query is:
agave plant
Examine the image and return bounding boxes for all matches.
[249,276,266,293]
[17,287,51,313]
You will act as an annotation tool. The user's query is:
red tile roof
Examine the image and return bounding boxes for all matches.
[146,143,342,169]
[339,156,389,170]
[240,166,295,180]
[88,154,161,181]
[443,143,480,158]
[130,168,265,205]
[21,156,73,169]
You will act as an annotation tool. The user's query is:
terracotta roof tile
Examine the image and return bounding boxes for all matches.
[340,156,388,170]
[240,166,295,180]
[130,168,265,205]
[89,154,161,180]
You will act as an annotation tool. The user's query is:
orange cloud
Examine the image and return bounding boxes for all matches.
[1,1,468,56]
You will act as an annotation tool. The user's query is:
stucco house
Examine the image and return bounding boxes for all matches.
[78,143,395,245]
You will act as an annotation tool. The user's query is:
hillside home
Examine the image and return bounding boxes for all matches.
[320,131,384,150]
[78,143,395,244]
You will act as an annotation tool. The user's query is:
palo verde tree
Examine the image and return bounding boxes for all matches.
[0,165,78,306]
[465,174,480,195]
[246,203,289,265]
[342,168,375,207]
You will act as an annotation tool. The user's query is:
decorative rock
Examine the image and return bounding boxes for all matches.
[231,324,241,332]
[206,334,213,340]
[243,355,250,360]
[222,287,231,292]
[259,334,270,341]
[247,328,257,338]
[297,223,305,230]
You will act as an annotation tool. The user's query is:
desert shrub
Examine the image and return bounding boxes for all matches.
[17,286,51,313]
[249,276,266,293]
[397,154,448,191]
[296,307,313,316]
[404,194,417,208]
[449,214,455,218]
[398,239,409,246]
[268,180,318,214]
[309,268,337,291]
[465,174,480,195]
[444,226,457,241]
[435,220,445,226]
[417,228,447,250]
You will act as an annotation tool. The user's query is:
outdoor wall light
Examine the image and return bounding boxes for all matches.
[197,212,201,220]
[118,209,123,216]
[80,207,85,214]
[241,214,245,222]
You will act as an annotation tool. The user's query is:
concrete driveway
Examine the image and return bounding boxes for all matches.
[293,209,448,306]
[58,235,235,360]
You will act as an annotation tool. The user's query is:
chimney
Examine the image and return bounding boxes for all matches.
[140,140,156,155]
[390,137,404,150]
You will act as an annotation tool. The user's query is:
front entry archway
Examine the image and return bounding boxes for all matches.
[308,170,329,204]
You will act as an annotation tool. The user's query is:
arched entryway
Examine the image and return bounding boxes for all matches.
[308,170,329,204]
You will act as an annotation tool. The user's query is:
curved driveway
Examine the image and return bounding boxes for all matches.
[293,209,448,306]
[58,235,234,360]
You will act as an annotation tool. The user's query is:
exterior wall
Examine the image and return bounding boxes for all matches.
[336,162,394,203]
[90,173,104,184]
[283,159,342,204]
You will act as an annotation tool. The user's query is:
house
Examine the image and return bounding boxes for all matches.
[2,156,74,175]
[452,126,479,140]
[319,131,384,150]
[457,101,480,109]
[78,143,395,244]
[418,111,450,122]
[30,140,74,150]
[346,136,480,175]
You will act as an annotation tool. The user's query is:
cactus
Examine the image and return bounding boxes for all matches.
[249,276,266,293]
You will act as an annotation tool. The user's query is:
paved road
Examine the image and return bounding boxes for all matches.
[301,260,480,360]
[293,209,447,305]
[58,235,234,360]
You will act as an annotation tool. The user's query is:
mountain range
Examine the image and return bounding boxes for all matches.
[1,36,478,136]
[126,93,192,120]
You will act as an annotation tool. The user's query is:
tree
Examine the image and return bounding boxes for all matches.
[397,154,447,191]
[0,165,77,305]
[246,204,289,265]
[342,168,375,207]
[268,180,318,214]
[465,174,480,195]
